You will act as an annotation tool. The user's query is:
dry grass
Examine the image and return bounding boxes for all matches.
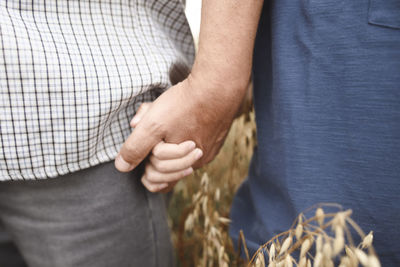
[249,204,381,267]
[168,103,380,267]
[168,104,256,267]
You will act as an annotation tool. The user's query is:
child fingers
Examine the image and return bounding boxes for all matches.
[152,140,196,160]
[141,176,178,194]
[144,164,193,183]
[141,175,169,193]
[149,148,203,173]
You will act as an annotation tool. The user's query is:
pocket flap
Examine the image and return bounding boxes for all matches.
[369,0,400,29]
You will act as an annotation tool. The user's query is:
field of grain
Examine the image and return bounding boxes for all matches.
[167,107,380,267]
[168,103,256,267]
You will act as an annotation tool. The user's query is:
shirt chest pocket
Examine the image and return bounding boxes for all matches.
[368,0,400,29]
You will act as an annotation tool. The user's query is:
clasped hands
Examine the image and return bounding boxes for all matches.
[129,101,204,193]
[114,74,245,193]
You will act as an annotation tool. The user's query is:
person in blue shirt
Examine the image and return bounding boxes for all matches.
[118,0,400,265]
[229,1,400,266]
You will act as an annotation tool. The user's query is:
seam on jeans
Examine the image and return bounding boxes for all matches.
[143,189,158,267]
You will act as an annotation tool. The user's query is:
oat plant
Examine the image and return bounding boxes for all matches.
[184,173,231,267]
[170,109,256,267]
[248,204,381,267]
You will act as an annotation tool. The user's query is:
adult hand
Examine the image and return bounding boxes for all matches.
[115,74,246,172]
[128,103,203,193]
[115,0,263,172]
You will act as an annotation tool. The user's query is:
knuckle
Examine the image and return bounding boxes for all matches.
[147,174,160,183]
[139,102,149,111]
[155,160,169,172]
[123,143,138,159]
[147,119,166,137]
[145,169,159,183]
[150,157,162,169]
[152,147,162,158]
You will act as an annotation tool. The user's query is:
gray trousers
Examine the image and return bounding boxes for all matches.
[0,162,174,267]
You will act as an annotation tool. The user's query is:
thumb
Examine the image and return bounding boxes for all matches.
[130,103,152,128]
[115,122,163,172]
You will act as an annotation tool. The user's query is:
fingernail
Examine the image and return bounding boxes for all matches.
[187,141,196,150]
[183,167,193,176]
[130,116,140,126]
[115,155,134,172]
[194,149,203,160]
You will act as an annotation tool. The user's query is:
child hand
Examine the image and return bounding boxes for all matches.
[129,102,202,193]
[141,140,203,193]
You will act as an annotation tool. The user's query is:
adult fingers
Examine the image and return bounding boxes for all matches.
[115,122,163,172]
[144,163,193,183]
[149,148,203,173]
[130,102,152,128]
[152,140,196,160]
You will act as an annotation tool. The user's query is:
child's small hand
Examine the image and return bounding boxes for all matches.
[141,140,203,193]
[128,102,202,193]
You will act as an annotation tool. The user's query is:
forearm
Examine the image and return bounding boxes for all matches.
[115,0,264,172]
[190,0,264,97]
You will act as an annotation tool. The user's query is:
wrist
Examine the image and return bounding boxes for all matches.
[186,72,248,107]
[184,69,249,127]
[189,57,250,101]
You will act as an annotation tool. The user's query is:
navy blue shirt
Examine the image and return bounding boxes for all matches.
[230,1,400,265]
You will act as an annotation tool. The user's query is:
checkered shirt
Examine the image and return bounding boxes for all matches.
[0,0,195,180]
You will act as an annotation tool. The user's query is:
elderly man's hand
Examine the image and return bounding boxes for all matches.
[114,74,247,172]
[114,0,263,172]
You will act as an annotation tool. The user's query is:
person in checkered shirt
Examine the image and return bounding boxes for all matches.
[0,0,263,265]
[0,0,196,266]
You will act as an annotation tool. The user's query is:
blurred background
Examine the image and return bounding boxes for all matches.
[185,0,201,44]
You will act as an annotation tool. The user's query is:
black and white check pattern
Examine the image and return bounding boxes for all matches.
[0,0,195,180]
